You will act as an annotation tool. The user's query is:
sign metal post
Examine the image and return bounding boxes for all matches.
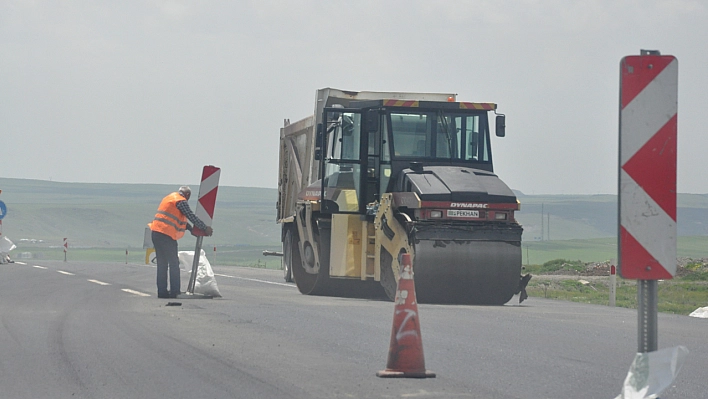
[616,50,686,398]
[183,165,220,298]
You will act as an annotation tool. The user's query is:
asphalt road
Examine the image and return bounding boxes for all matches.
[0,259,705,399]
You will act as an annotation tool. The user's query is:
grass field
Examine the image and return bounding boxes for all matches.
[522,236,708,265]
[526,277,708,315]
[523,259,708,315]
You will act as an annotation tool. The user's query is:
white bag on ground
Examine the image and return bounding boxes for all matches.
[0,236,16,264]
[689,306,708,318]
[615,346,689,399]
[177,250,222,297]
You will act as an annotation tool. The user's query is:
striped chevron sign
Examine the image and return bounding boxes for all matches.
[193,165,221,236]
[619,52,678,280]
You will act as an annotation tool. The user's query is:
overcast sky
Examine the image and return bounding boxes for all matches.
[2,1,706,195]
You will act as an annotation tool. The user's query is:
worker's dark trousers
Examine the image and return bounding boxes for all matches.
[152,231,180,296]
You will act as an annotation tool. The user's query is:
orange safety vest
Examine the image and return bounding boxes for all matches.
[148,192,188,240]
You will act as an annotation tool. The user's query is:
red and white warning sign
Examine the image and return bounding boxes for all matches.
[63,237,68,253]
[619,51,678,280]
[193,165,220,236]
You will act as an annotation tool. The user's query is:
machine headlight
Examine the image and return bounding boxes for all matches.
[495,212,507,220]
[430,210,443,218]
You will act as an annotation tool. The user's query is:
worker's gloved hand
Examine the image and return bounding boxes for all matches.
[190,226,214,237]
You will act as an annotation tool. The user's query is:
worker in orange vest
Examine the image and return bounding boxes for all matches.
[148,186,213,298]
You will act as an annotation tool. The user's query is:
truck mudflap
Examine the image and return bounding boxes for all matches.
[411,223,523,305]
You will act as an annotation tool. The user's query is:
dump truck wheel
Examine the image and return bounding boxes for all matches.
[291,239,322,295]
[282,228,296,282]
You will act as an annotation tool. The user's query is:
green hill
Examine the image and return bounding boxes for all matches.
[0,178,281,258]
[514,192,708,263]
[514,191,708,240]
[1,178,707,265]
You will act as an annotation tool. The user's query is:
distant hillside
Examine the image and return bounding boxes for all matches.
[1,178,707,251]
[0,178,281,249]
[514,192,708,240]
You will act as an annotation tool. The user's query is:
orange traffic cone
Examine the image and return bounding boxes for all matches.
[377,253,435,378]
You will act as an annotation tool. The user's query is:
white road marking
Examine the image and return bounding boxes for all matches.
[122,289,150,297]
[33,265,48,269]
[214,273,294,287]
[57,270,75,276]
[88,279,111,286]
[15,261,27,265]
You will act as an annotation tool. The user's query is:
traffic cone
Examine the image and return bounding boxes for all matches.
[377,253,435,378]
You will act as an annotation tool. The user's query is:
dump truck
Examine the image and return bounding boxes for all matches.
[276,88,526,305]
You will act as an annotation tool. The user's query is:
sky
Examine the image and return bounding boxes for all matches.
[1,0,706,195]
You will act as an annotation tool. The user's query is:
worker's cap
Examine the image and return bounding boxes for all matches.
[178,186,191,196]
